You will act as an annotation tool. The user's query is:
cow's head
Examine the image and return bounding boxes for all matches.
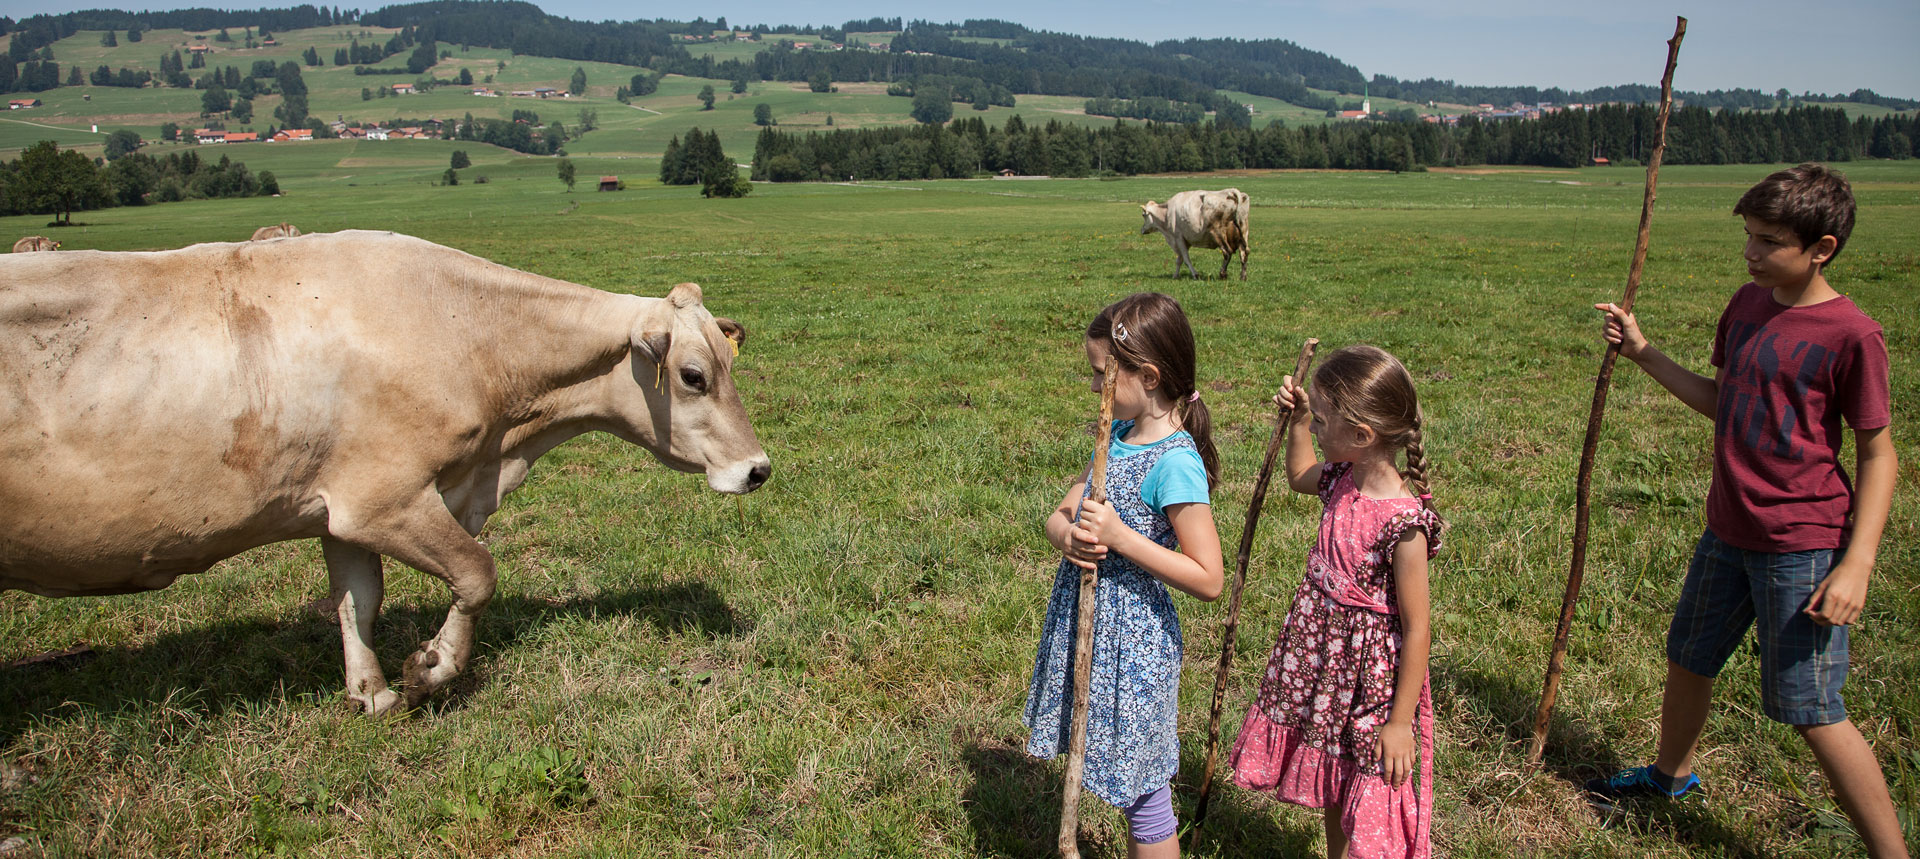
[618,283,771,494]
[1139,201,1167,235]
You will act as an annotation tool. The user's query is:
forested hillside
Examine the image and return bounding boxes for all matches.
[5,2,1911,111]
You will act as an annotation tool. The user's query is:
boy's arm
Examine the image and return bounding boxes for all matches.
[1806,425,1897,626]
[1596,302,1718,418]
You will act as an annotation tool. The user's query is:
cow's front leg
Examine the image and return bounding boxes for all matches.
[330,490,497,712]
[321,537,403,716]
[1176,240,1199,279]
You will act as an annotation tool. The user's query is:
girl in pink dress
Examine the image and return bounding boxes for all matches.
[1229,344,1445,859]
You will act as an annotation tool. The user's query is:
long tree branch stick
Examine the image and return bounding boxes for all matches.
[1060,355,1118,859]
[1189,338,1319,835]
[1528,16,1686,767]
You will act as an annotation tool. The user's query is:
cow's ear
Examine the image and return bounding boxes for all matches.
[667,282,704,309]
[715,317,747,350]
[631,305,672,366]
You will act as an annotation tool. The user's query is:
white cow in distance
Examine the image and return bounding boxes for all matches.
[11,236,59,252]
[0,231,772,716]
[250,222,300,240]
[1140,188,1250,280]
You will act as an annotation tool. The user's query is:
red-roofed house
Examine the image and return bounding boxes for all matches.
[392,83,415,94]
[196,128,226,144]
[224,132,258,143]
[8,99,40,109]
[270,128,313,142]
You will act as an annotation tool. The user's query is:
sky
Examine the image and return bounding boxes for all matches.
[6,0,1917,99]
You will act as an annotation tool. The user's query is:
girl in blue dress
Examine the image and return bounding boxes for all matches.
[1026,292,1225,857]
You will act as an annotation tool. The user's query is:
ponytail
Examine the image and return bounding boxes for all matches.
[1177,393,1220,490]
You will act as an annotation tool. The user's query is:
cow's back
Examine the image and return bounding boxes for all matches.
[0,233,540,594]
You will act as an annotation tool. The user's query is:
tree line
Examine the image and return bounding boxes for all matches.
[659,128,749,197]
[750,106,1920,183]
[0,141,278,225]
[4,4,1912,118]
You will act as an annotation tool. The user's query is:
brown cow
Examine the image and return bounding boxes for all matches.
[0,231,771,715]
[1139,188,1250,280]
[250,223,300,240]
[11,236,59,252]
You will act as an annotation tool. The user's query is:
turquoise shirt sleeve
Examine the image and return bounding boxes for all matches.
[1140,447,1210,514]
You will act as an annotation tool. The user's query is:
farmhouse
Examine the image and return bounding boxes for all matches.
[510,90,536,98]
[7,99,40,109]
[195,129,226,144]
[598,175,620,191]
[224,132,258,143]
[187,44,211,54]
[365,127,389,140]
[269,129,312,142]
[471,87,496,96]
[392,83,415,94]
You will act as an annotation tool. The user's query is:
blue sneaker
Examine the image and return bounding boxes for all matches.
[1585,765,1699,801]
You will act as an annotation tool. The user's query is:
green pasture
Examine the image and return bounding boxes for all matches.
[1,159,1916,858]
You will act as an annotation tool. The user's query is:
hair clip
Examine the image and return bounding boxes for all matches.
[1188,391,1200,403]
[1417,493,1432,501]
[1113,321,1130,343]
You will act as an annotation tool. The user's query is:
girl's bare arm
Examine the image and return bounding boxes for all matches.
[1076,499,1224,601]
[1378,528,1431,787]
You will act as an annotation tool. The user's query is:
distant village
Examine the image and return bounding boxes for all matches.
[179,84,577,145]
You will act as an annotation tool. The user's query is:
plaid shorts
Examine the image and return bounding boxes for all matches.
[1667,529,1849,726]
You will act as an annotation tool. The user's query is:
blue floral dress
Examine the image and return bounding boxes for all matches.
[1025,425,1196,807]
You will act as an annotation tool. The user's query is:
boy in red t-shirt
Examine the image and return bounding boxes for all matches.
[1589,164,1904,857]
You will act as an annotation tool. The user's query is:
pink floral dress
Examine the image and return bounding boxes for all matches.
[1229,462,1442,859]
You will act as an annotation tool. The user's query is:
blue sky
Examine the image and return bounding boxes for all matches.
[7,0,1917,99]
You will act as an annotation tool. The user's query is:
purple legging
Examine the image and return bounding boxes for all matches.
[1121,782,1177,845]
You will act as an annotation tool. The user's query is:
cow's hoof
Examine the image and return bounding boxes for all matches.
[348,687,405,717]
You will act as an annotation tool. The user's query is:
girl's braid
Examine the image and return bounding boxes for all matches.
[1403,406,1431,499]
[1402,406,1446,533]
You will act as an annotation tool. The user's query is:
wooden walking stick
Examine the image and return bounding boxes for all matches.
[1528,16,1686,766]
[1059,355,1118,859]
[1190,338,1319,835]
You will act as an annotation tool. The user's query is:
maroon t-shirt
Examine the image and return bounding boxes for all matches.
[1708,283,1891,552]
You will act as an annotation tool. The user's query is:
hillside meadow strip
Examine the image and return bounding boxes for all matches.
[0,159,1915,857]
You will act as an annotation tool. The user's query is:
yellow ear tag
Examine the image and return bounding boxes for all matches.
[729,338,739,358]
[654,363,664,391]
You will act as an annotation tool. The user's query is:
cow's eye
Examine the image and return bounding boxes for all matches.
[680,368,707,392]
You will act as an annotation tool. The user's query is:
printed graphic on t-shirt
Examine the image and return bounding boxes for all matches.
[1718,320,1835,462]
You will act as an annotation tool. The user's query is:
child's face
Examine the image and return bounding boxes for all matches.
[1085,338,1150,421]
[1307,388,1370,463]
[1742,215,1833,292]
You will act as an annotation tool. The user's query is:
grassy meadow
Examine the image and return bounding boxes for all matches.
[0,148,1917,858]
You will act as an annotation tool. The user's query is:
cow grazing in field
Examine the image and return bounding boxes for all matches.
[12,236,59,253]
[250,223,300,240]
[0,231,772,716]
[1139,188,1250,280]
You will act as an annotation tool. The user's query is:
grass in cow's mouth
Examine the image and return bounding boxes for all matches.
[2,155,1916,857]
